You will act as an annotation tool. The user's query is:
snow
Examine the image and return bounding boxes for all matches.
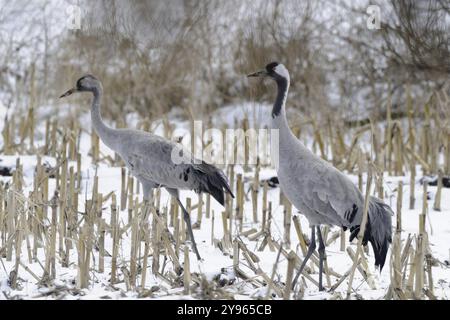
[0,103,449,300]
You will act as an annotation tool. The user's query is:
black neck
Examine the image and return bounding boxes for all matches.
[91,86,101,97]
[272,78,288,118]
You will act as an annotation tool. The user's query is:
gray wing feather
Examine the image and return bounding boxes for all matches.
[116,130,233,203]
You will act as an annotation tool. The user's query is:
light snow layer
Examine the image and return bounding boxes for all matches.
[0,107,449,300]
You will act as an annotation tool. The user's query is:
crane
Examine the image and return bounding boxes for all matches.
[60,74,234,260]
[248,62,393,291]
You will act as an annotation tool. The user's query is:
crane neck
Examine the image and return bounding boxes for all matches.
[90,85,117,150]
[271,77,292,136]
[272,78,289,118]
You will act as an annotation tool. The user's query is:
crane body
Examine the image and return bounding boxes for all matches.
[248,62,393,291]
[60,75,233,260]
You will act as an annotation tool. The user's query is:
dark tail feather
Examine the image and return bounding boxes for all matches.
[209,184,226,206]
[350,196,393,271]
[194,162,234,206]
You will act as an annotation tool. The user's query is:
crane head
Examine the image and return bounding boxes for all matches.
[247,62,290,82]
[60,74,100,98]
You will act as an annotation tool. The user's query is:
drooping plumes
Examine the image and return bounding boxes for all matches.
[350,196,393,270]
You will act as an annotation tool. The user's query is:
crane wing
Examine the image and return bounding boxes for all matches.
[119,130,233,204]
[293,158,364,227]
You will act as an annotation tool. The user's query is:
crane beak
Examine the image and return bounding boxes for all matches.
[59,87,77,98]
[247,70,268,78]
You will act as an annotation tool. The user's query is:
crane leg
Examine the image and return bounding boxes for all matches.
[166,188,202,261]
[140,180,155,223]
[292,226,316,290]
[141,182,155,221]
[176,198,202,261]
[316,226,326,291]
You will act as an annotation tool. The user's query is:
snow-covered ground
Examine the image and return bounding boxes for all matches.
[0,105,449,300]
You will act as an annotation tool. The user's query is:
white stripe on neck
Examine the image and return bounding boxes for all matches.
[274,64,290,82]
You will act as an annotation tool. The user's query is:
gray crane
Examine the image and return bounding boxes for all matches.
[248,62,393,291]
[60,75,234,260]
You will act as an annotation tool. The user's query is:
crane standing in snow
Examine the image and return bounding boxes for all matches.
[248,62,393,291]
[60,75,234,260]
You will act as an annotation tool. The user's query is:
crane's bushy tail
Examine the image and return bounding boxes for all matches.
[350,196,393,271]
[193,162,234,206]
